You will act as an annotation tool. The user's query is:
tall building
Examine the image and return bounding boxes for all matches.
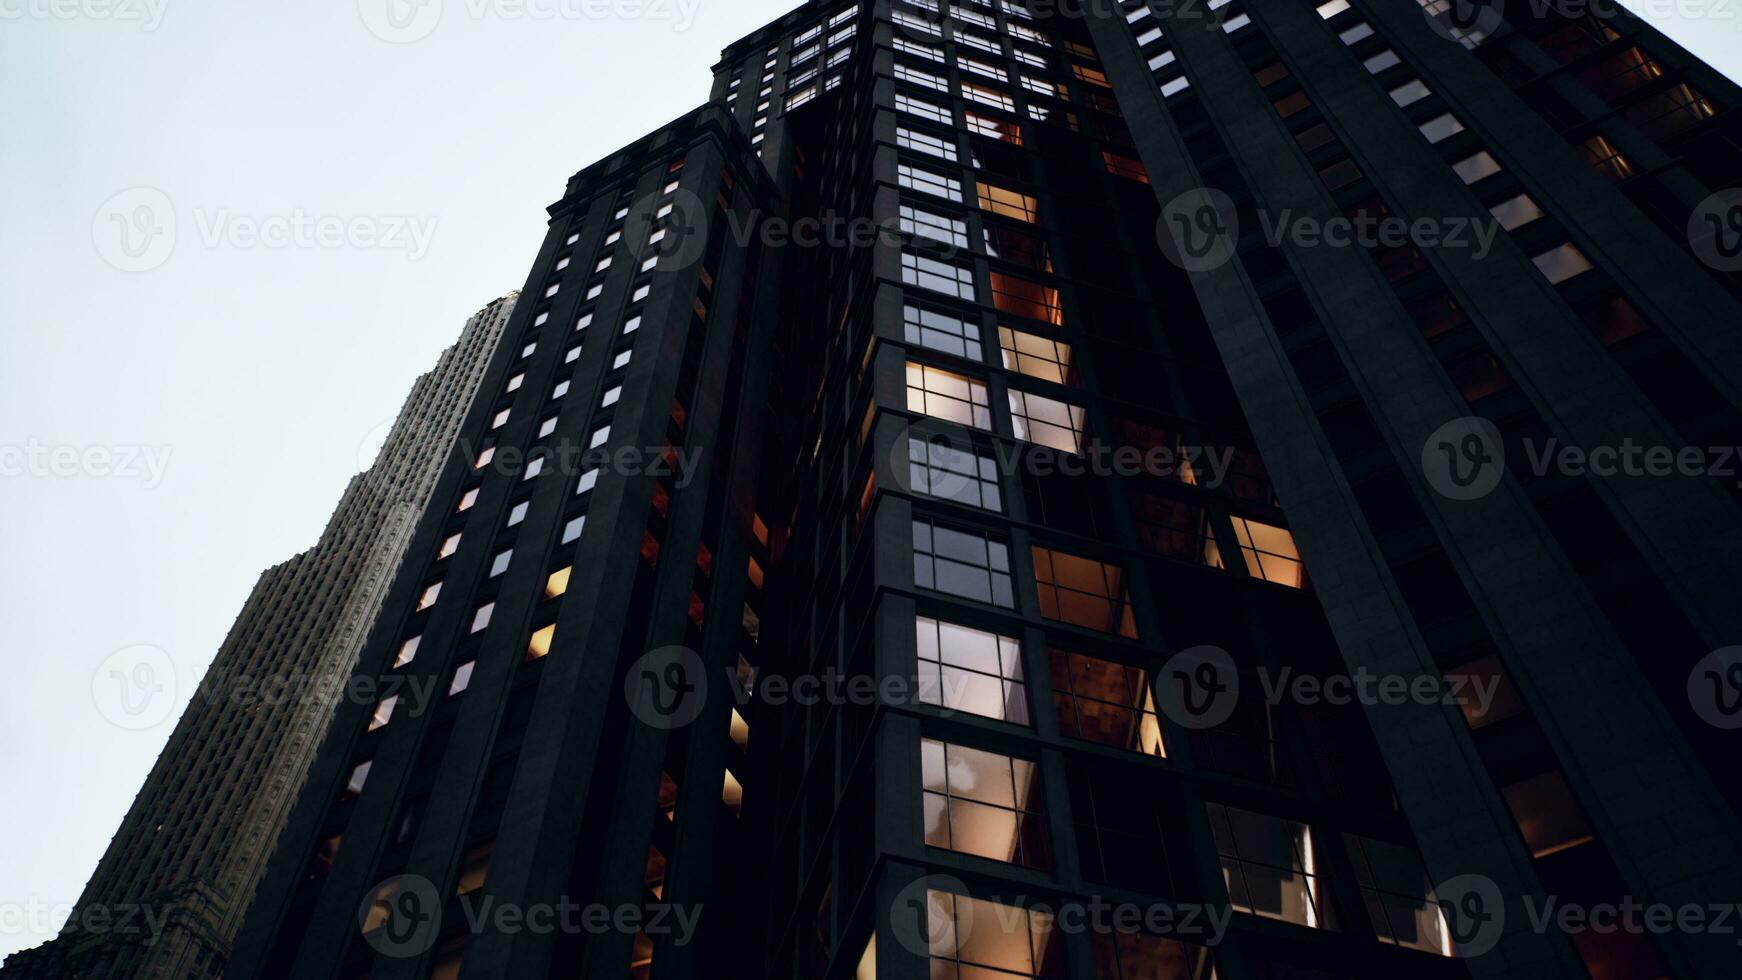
[1,294,518,980]
[226,2,1742,979]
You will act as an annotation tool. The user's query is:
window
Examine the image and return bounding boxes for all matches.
[1228,518,1306,588]
[489,549,512,578]
[551,380,570,399]
[416,583,441,611]
[1452,150,1502,184]
[916,617,1027,723]
[1390,79,1431,106]
[976,182,1039,222]
[1032,546,1138,637]
[1532,242,1593,283]
[897,126,957,161]
[906,362,992,429]
[921,739,1049,866]
[908,436,1002,510]
[343,761,372,799]
[894,36,945,62]
[561,515,586,544]
[920,890,1060,978]
[1091,931,1212,979]
[961,56,1006,82]
[590,425,612,448]
[448,661,475,696]
[507,501,529,526]
[1364,50,1401,74]
[989,272,1062,324]
[394,636,420,668]
[474,446,496,469]
[895,62,949,92]
[963,83,1015,113]
[527,624,556,660]
[456,488,478,512]
[1102,151,1149,183]
[1501,771,1594,858]
[576,468,599,495]
[1489,193,1544,231]
[1208,803,1327,928]
[1008,390,1086,454]
[1443,655,1526,730]
[966,112,1024,145]
[523,457,544,481]
[544,566,571,599]
[896,92,952,126]
[898,162,962,202]
[538,416,558,438]
[1417,112,1465,143]
[913,519,1014,607]
[902,252,976,300]
[1051,649,1164,755]
[984,224,1052,271]
[1340,22,1374,44]
[437,533,461,559]
[998,327,1073,385]
[470,602,494,634]
[368,695,397,731]
[904,303,983,360]
[900,204,969,248]
[1316,0,1350,16]
[1343,835,1454,955]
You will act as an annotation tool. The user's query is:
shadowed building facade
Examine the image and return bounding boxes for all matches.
[225,2,1742,979]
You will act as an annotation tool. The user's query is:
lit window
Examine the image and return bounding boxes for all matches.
[1316,0,1350,16]
[896,92,952,125]
[545,566,571,599]
[489,549,512,578]
[491,407,511,429]
[963,82,1015,113]
[527,624,556,660]
[416,583,441,611]
[904,303,983,360]
[908,436,1001,511]
[897,126,957,161]
[394,636,420,667]
[437,533,461,559]
[561,515,586,544]
[456,488,478,512]
[976,182,1039,222]
[448,661,475,696]
[1008,390,1086,454]
[1102,151,1149,183]
[1344,835,1455,955]
[538,416,558,438]
[898,162,962,202]
[368,695,397,731]
[1417,112,1465,143]
[1364,49,1401,74]
[921,738,1049,866]
[998,327,1074,385]
[902,252,976,300]
[906,362,992,429]
[1050,649,1164,756]
[1032,546,1138,637]
[913,518,1014,607]
[589,425,611,449]
[523,457,544,480]
[1502,771,1594,858]
[899,205,969,248]
[1208,803,1327,928]
[470,602,494,633]
[895,62,949,92]
[613,349,633,369]
[456,841,493,896]
[602,385,622,407]
[916,617,1027,723]
[343,761,372,799]
[920,890,1058,978]
[474,447,496,469]
[1340,22,1374,44]
[966,112,1024,145]
[1390,79,1431,106]
[1228,517,1307,588]
[576,469,599,495]
[507,501,529,526]
[1452,150,1502,184]
[1490,193,1544,231]
[1532,242,1593,284]
[989,272,1062,324]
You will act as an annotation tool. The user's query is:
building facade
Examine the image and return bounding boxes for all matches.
[1,294,517,979]
[228,2,1741,979]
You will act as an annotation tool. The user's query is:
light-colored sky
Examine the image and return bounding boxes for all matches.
[0,0,1736,962]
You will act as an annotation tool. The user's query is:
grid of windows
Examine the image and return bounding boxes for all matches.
[907,435,1002,511]
[913,518,1015,607]
[903,252,976,300]
[1049,649,1164,756]
[921,739,1048,866]
[1208,803,1327,928]
[907,362,992,429]
[1008,390,1086,453]
[916,616,1027,723]
[998,327,1074,385]
[900,204,970,248]
[904,303,983,360]
[1031,546,1138,638]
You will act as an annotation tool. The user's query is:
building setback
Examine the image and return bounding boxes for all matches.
[223,2,1742,979]
[1,294,517,980]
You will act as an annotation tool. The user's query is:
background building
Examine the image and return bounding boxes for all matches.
[226,2,1742,979]
[0,294,517,979]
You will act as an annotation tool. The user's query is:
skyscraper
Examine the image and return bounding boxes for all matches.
[1,294,517,980]
[228,2,1741,979]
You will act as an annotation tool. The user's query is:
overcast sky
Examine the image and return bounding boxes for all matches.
[0,0,1736,963]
